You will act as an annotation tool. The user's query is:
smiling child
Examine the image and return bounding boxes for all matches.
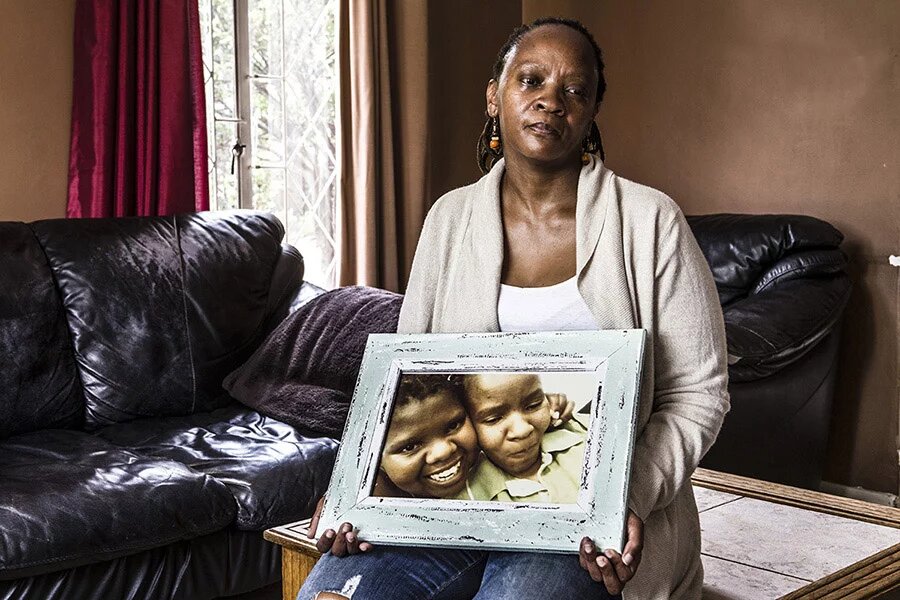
[374,374,480,499]
[456,373,588,503]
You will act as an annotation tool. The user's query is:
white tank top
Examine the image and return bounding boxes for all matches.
[497,276,598,332]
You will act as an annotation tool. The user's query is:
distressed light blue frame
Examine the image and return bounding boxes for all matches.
[319,330,646,553]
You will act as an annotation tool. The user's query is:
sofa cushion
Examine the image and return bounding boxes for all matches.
[224,286,402,437]
[0,431,236,580]
[0,223,82,439]
[31,211,291,429]
[95,405,338,530]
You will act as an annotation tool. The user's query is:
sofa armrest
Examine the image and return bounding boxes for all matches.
[261,244,327,333]
[724,274,851,382]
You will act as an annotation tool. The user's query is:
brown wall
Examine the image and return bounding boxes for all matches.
[518,0,898,492]
[425,1,523,199]
[0,0,75,222]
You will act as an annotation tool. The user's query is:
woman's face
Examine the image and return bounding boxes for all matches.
[487,24,600,170]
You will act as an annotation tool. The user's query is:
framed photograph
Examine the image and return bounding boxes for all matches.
[319,330,645,553]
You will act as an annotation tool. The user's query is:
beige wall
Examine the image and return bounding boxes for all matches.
[0,0,75,222]
[520,0,899,492]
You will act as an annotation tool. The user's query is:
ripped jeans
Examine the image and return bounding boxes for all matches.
[296,546,619,600]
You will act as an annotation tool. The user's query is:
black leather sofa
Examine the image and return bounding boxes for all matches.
[0,210,849,599]
[0,211,334,599]
[688,214,851,489]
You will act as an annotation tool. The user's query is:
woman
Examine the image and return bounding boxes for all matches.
[301,17,729,600]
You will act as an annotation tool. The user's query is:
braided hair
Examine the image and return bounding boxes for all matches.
[477,17,606,174]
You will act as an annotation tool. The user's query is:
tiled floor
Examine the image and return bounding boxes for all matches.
[696,486,900,599]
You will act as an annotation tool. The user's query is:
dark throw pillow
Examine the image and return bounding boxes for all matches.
[223,286,403,437]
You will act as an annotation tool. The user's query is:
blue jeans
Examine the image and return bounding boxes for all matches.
[297,546,619,600]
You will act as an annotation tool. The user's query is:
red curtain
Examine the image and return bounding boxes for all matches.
[67,0,209,218]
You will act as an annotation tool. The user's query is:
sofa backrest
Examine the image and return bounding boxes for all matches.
[0,224,84,439]
[28,210,302,430]
[686,214,846,306]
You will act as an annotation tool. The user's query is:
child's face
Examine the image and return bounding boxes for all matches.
[380,390,479,498]
[464,374,551,476]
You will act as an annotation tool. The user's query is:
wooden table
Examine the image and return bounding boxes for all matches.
[264,519,320,600]
[265,470,900,600]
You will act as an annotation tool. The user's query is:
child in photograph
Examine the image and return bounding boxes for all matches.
[455,373,588,504]
[373,374,480,499]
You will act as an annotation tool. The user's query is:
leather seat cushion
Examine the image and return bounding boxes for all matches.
[95,405,338,530]
[0,431,236,579]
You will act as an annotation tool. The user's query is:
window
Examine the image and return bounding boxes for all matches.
[199,0,338,288]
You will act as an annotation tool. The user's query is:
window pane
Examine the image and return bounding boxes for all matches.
[283,0,337,287]
[198,0,213,83]
[251,79,285,166]
[213,122,240,210]
[211,0,237,118]
[249,0,283,76]
[286,189,336,288]
[252,167,287,227]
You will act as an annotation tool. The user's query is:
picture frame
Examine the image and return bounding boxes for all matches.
[318,330,646,553]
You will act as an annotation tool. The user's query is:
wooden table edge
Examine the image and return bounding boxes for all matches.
[692,468,900,528]
[691,468,900,599]
[264,518,322,557]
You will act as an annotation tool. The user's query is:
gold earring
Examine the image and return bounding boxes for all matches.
[582,137,592,165]
[489,117,501,151]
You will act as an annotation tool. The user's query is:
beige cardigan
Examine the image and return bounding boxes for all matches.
[397,158,730,599]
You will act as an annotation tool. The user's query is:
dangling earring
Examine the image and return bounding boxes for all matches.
[582,125,599,165]
[489,117,501,151]
[581,140,592,165]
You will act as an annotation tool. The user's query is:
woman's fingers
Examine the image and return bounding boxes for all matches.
[307,496,325,539]
[345,528,363,554]
[596,552,624,595]
[582,535,638,595]
[623,510,645,573]
[321,522,372,556]
[329,522,353,556]
[579,537,605,582]
[602,549,634,584]
[315,528,336,553]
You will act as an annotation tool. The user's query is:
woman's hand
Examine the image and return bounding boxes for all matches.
[545,392,574,427]
[306,496,373,556]
[578,510,644,595]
